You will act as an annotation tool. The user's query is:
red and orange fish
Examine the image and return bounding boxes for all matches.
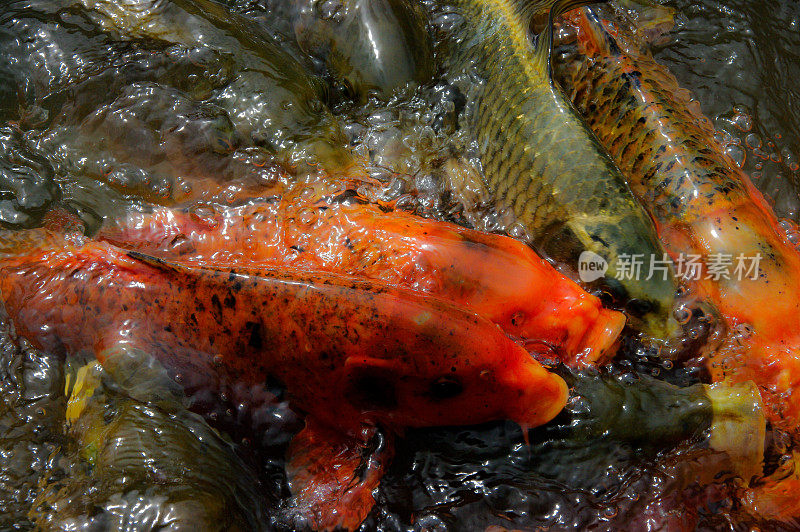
[555,7,800,521]
[0,227,567,529]
[98,197,625,367]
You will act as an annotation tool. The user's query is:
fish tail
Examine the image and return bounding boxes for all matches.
[523,0,610,72]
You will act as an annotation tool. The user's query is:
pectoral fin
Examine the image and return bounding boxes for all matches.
[285,418,393,531]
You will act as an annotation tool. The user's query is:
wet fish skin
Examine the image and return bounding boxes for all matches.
[1,229,568,528]
[0,230,567,435]
[98,198,625,366]
[554,371,764,481]
[427,0,679,336]
[554,9,800,430]
[293,0,434,100]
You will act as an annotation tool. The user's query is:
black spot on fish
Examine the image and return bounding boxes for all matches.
[245,321,264,350]
[211,294,223,320]
[589,233,610,247]
[347,371,397,409]
[224,292,236,309]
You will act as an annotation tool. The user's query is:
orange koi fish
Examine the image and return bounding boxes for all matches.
[0,229,567,530]
[555,7,800,432]
[97,198,625,367]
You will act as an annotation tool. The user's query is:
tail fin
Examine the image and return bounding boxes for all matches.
[612,0,676,45]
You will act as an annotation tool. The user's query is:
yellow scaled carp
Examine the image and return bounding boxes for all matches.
[424,0,680,337]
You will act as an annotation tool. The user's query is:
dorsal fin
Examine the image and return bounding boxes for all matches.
[531,0,610,74]
[126,249,197,275]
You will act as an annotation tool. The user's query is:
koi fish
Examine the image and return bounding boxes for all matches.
[553,7,800,434]
[0,229,567,530]
[31,358,272,530]
[97,198,625,366]
[424,0,680,337]
[292,0,434,100]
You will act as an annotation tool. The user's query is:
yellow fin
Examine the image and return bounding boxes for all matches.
[65,362,103,424]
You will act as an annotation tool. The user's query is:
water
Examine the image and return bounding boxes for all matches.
[655,0,800,221]
[0,0,798,530]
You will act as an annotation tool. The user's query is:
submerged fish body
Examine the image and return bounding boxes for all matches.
[0,229,567,528]
[555,372,765,483]
[293,0,434,100]
[426,0,679,335]
[19,0,354,172]
[554,9,800,430]
[31,361,272,530]
[98,199,625,366]
[0,230,567,431]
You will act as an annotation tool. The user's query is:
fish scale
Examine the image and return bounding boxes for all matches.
[554,8,800,432]
[568,47,747,222]
[427,0,679,336]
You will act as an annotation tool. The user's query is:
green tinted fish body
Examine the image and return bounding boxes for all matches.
[64,0,353,171]
[428,0,678,334]
[293,0,434,100]
[31,360,271,530]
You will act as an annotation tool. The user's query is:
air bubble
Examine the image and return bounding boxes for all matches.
[745,133,762,150]
[674,306,692,325]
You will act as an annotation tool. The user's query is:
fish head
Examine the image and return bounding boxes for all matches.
[342,342,568,432]
[293,0,433,100]
[569,212,681,341]
[601,274,680,341]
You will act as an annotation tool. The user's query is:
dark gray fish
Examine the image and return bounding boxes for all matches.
[30,350,272,531]
[293,0,434,100]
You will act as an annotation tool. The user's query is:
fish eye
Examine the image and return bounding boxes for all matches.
[428,376,463,401]
[509,310,526,328]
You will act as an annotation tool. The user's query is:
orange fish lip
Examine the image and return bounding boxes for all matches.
[500,356,569,432]
[518,378,569,432]
[575,308,627,366]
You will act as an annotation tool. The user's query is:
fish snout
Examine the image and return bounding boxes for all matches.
[501,360,569,431]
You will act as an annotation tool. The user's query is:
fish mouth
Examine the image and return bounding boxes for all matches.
[507,364,569,431]
[574,308,626,366]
